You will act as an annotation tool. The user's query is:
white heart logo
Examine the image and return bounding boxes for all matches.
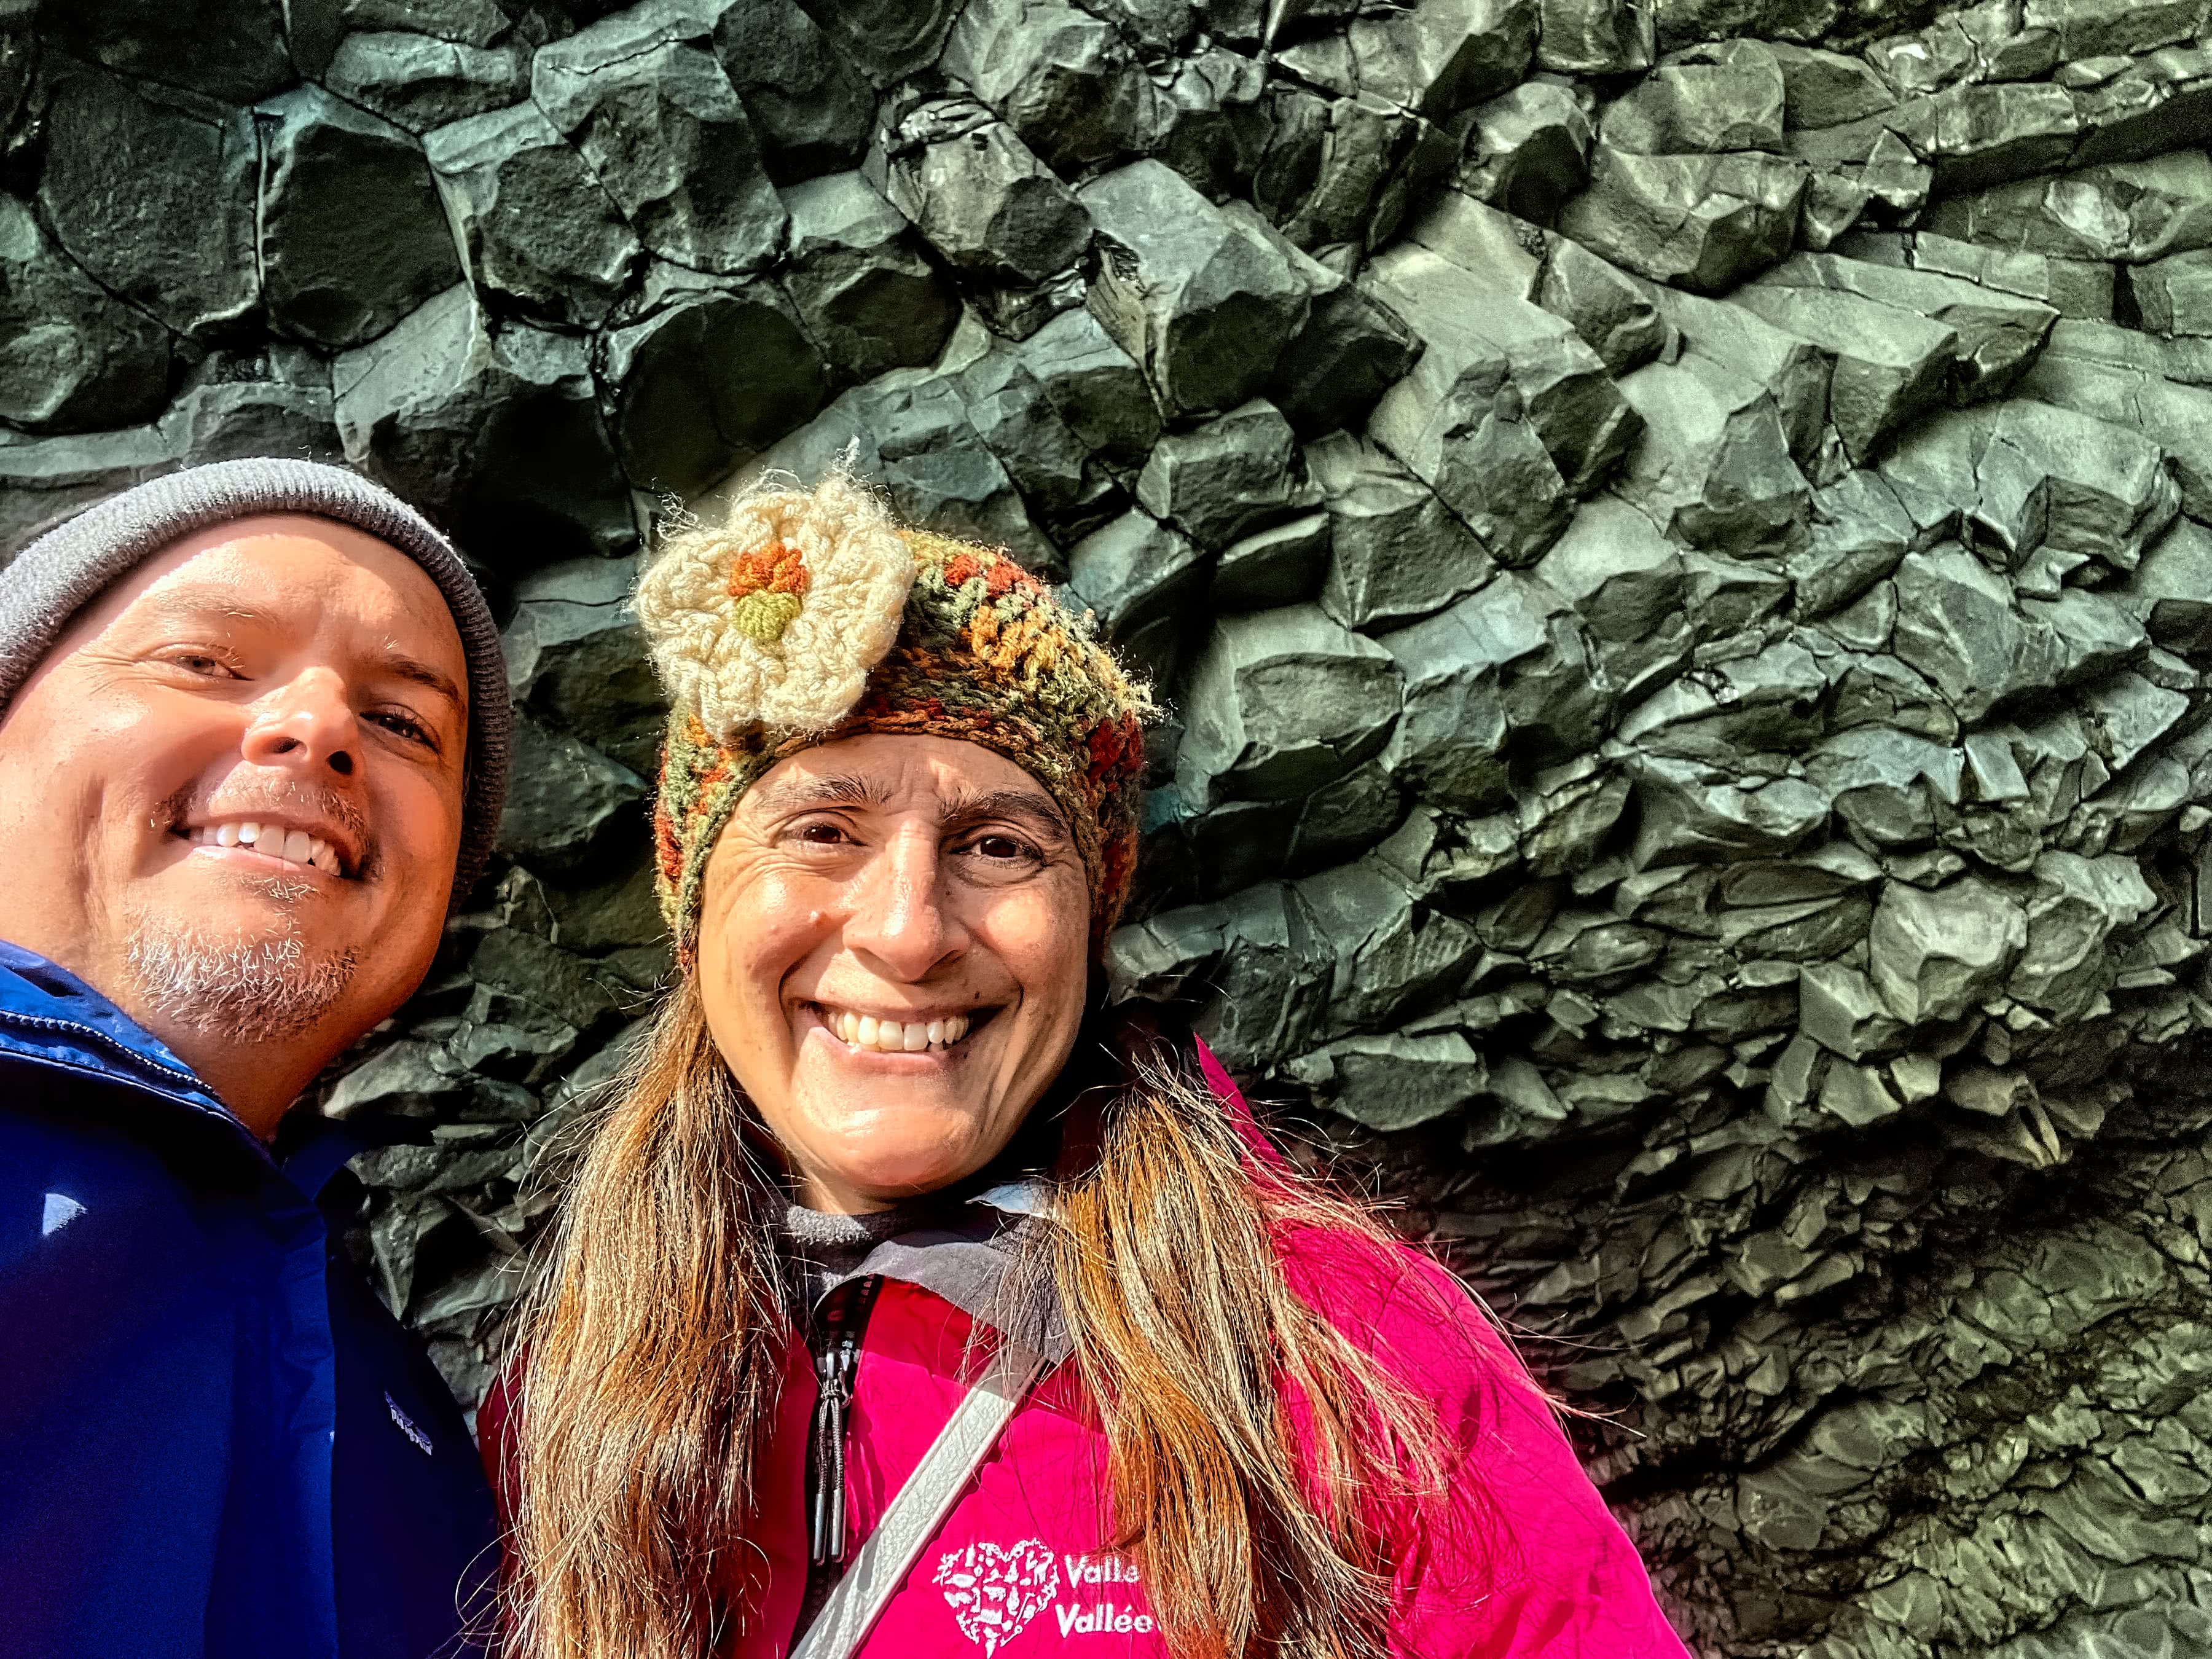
[933,1539,1061,1655]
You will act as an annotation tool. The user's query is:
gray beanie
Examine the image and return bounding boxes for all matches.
[0,458,510,906]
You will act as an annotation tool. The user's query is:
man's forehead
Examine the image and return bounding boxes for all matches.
[135,520,460,645]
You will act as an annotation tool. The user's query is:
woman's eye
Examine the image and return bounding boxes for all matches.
[168,651,237,677]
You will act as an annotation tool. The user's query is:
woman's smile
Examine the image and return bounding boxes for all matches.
[796,999,988,1065]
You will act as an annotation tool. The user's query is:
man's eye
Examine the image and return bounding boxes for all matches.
[971,834,1037,862]
[795,822,850,845]
[369,710,435,748]
[168,650,238,677]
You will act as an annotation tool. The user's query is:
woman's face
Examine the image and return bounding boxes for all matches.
[697,733,1092,1213]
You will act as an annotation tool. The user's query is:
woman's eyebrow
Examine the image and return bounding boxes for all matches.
[939,787,1069,837]
[748,772,888,814]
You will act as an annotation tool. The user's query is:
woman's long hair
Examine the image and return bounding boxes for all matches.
[503,980,1464,1659]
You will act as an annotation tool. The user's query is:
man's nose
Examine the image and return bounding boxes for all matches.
[844,828,963,980]
[240,669,359,778]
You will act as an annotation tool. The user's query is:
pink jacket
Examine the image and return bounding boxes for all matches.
[489,1054,1690,1658]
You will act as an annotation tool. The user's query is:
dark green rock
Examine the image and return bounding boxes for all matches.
[1220,201,1424,436]
[871,98,1092,286]
[1727,283,1959,465]
[1534,494,1692,704]
[498,712,647,876]
[1601,39,1786,155]
[37,61,259,336]
[424,103,641,326]
[1753,252,2060,403]
[1769,41,1896,129]
[1134,399,1302,552]
[257,85,463,351]
[323,32,531,135]
[712,0,872,181]
[1381,573,1607,809]
[1010,304,1161,471]
[939,0,1154,173]
[286,0,512,76]
[1081,160,1310,420]
[603,276,830,497]
[0,423,173,551]
[1064,508,1206,687]
[1883,400,2179,576]
[2120,516,2212,654]
[1457,77,1595,224]
[1788,471,1915,618]
[1185,881,1335,1067]
[780,0,959,85]
[1257,89,1445,251]
[0,192,169,433]
[1345,0,1537,121]
[0,6,32,141]
[503,554,662,774]
[2130,249,2212,337]
[1614,352,1810,555]
[1178,605,1403,804]
[1406,190,1664,376]
[782,172,957,384]
[1535,0,1652,74]
[1366,244,1640,563]
[950,324,1100,538]
[1558,146,1808,292]
[1211,511,1332,613]
[535,17,787,278]
[50,0,292,102]
[159,377,343,468]
[334,285,636,567]
[1151,45,1271,202]
[1924,154,2212,265]
[1306,431,1493,631]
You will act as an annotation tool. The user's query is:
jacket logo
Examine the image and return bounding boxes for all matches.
[934,1539,1059,1654]
[384,1392,433,1457]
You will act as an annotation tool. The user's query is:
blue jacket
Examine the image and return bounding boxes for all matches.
[0,941,498,1659]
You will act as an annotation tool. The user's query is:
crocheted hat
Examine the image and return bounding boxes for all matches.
[635,469,1151,962]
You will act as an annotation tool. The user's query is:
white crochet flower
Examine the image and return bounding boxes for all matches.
[635,469,917,737]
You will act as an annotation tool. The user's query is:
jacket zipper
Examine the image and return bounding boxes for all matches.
[807,1274,884,1572]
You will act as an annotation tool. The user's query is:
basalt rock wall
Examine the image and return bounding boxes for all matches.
[9,0,2212,1652]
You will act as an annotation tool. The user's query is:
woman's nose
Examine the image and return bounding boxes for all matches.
[240,669,359,779]
[843,829,962,979]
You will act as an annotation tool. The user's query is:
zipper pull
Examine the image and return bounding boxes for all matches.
[807,1276,882,1569]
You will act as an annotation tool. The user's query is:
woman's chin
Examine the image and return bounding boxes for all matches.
[794,1113,988,1208]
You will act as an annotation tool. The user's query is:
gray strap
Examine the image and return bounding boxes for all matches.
[790,1339,1049,1659]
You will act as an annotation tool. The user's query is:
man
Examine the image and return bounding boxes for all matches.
[0,459,512,1658]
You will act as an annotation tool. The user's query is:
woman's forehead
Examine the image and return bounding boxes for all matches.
[750,734,1057,815]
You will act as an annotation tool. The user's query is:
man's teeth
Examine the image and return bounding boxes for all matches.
[188,822,342,874]
[827,1010,970,1052]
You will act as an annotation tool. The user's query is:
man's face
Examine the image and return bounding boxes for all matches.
[0,514,468,1081]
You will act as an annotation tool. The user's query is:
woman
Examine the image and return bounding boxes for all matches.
[488,471,1688,1659]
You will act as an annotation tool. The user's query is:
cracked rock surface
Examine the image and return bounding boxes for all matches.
[14,2,2212,1652]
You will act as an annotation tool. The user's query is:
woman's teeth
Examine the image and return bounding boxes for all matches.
[826,1010,970,1053]
[187,822,342,875]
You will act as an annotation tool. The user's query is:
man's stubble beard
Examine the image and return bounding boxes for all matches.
[123,877,361,1046]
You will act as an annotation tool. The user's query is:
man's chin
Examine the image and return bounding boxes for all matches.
[122,920,359,1046]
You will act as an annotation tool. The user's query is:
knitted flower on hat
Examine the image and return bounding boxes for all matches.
[633,467,912,735]
[637,469,1153,963]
